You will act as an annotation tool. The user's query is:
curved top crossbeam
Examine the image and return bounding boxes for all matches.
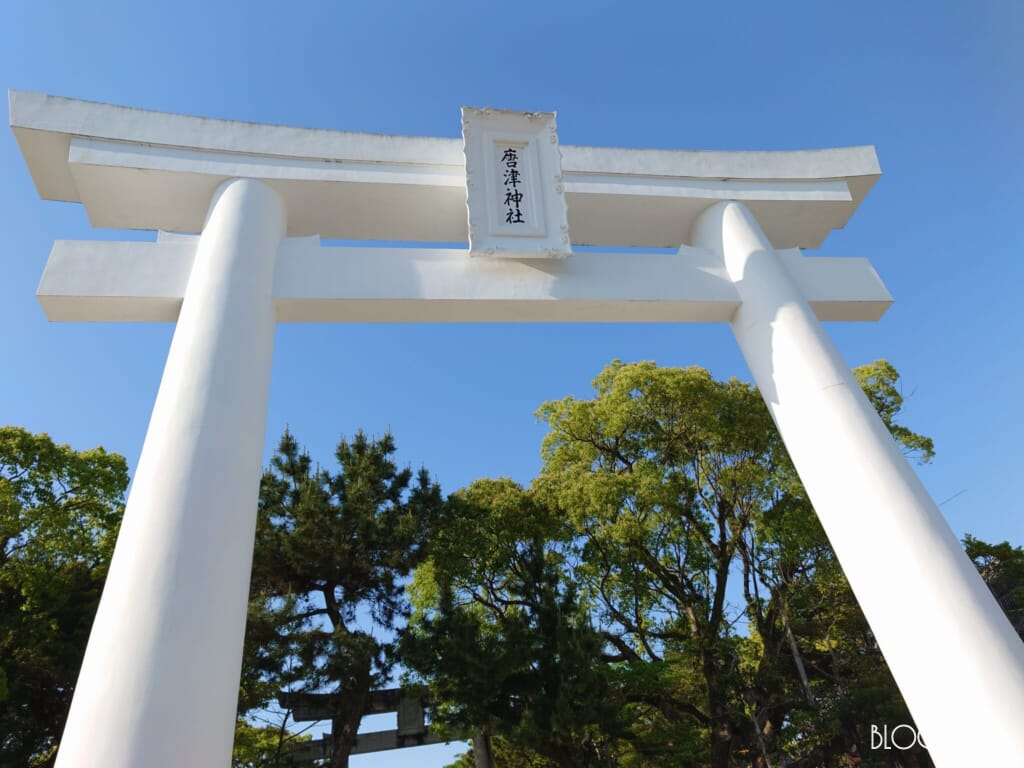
[10,90,878,249]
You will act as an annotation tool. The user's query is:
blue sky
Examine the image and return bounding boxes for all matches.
[2,2,1022,765]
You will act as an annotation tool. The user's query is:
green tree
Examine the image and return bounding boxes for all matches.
[239,429,444,768]
[533,360,937,768]
[741,516,933,767]
[446,734,558,768]
[403,479,620,767]
[0,427,128,768]
[231,719,315,768]
[535,362,779,767]
[964,534,1024,640]
[732,361,934,767]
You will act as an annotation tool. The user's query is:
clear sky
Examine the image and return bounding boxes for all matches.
[2,2,1022,765]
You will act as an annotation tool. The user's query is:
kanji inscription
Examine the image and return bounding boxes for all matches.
[461,106,571,258]
[501,147,526,224]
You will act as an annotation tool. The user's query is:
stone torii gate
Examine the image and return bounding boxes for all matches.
[10,91,1024,768]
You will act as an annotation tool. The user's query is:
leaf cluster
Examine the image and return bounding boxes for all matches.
[0,427,127,768]
[415,360,945,768]
[239,429,444,767]
[402,479,620,767]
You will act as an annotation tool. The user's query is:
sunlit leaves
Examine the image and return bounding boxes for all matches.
[0,427,128,767]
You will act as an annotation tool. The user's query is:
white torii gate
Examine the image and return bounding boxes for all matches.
[10,91,1024,768]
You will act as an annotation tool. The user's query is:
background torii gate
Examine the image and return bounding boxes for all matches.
[10,91,1024,768]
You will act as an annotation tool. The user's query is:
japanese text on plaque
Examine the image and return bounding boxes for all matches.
[502,147,525,224]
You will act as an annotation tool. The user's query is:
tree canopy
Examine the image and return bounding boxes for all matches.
[964,534,1024,641]
[1,359,1017,768]
[401,478,619,767]
[238,429,445,768]
[0,427,128,768]
[404,360,943,768]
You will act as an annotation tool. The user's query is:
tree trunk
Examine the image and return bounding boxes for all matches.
[330,710,357,768]
[782,608,815,706]
[473,731,495,768]
[707,685,734,768]
[710,718,733,768]
[330,678,371,768]
[748,707,774,768]
[704,643,735,768]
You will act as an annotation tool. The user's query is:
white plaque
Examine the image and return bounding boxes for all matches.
[461,107,571,258]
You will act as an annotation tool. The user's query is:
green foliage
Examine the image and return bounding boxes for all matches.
[534,362,784,765]
[240,429,444,768]
[402,479,620,767]
[402,358,948,767]
[231,720,311,768]
[964,534,1024,639]
[0,427,128,768]
[0,358,986,768]
[853,360,934,464]
[446,736,558,768]
[0,427,127,569]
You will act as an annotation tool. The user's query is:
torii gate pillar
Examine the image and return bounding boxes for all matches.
[694,200,1024,766]
[56,179,285,768]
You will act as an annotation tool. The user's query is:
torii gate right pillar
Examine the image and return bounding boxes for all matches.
[693,201,1024,766]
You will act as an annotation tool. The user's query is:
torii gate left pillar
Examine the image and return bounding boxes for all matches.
[54,178,284,767]
[11,91,1024,768]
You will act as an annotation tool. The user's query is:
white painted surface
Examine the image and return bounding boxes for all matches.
[9,90,879,248]
[461,107,571,258]
[54,179,285,768]
[37,238,892,323]
[19,91,1006,765]
[692,200,1024,768]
